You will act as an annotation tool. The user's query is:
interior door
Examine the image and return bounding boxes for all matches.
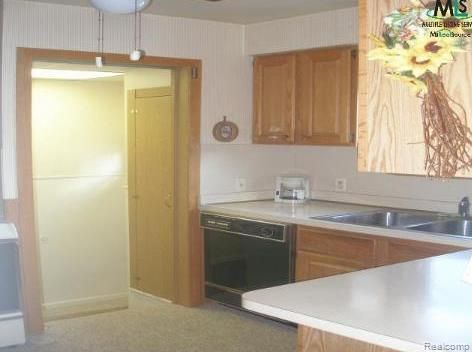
[128,87,175,301]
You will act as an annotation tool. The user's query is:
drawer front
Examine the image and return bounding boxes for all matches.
[297,227,377,267]
[295,251,365,281]
[380,239,462,266]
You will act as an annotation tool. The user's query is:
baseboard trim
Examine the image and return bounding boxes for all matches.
[43,292,129,321]
[129,288,172,307]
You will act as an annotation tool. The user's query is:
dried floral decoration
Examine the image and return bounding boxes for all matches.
[368,0,472,177]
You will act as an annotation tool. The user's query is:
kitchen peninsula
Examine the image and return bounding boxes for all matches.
[243,250,472,352]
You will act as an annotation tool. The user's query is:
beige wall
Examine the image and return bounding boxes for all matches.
[124,68,172,91]
[32,79,129,311]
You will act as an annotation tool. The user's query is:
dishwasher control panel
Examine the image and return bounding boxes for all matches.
[200,213,290,242]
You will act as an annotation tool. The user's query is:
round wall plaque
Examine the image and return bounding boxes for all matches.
[213,116,239,142]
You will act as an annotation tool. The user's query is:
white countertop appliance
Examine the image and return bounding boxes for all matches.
[275,176,310,203]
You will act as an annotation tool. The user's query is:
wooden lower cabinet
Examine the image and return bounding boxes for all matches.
[298,326,399,352]
[377,238,461,266]
[296,251,365,281]
[296,226,463,282]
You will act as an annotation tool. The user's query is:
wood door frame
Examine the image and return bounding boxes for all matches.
[9,48,203,333]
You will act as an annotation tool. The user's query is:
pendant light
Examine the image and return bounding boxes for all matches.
[130,0,145,61]
[95,10,105,67]
[90,0,151,14]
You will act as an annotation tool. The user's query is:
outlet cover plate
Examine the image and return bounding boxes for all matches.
[335,178,347,192]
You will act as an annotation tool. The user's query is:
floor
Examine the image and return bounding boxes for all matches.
[4,296,297,352]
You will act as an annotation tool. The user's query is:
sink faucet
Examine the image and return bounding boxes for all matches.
[458,197,470,218]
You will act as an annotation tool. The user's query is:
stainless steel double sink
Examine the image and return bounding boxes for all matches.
[312,211,472,238]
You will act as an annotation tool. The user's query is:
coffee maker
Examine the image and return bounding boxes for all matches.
[275,176,310,204]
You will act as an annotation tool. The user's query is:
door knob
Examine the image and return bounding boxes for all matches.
[164,193,173,208]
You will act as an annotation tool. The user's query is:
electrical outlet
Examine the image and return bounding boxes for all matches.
[235,177,247,192]
[335,178,347,192]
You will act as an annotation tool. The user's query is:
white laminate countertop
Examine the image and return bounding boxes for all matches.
[0,223,18,242]
[243,250,472,352]
[200,200,472,248]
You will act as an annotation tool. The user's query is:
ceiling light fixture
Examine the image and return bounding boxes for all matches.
[89,0,151,15]
[31,69,123,80]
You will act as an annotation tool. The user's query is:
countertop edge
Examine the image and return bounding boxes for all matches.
[0,223,19,241]
[200,202,472,248]
[242,298,424,352]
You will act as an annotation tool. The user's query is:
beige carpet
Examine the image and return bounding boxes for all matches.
[4,297,297,352]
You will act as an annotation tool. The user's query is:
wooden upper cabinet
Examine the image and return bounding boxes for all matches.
[253,46,357,145]
[253,54,296,144]
[296,48,357,145]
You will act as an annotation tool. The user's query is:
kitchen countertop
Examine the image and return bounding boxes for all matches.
[242,250,472,352]
[200,200,472,248]
[0,223,18,242]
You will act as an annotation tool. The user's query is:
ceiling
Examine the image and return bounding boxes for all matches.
[26,0,358,24]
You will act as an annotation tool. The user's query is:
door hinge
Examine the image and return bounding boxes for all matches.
[351,50,358,59]
[191,67,199,79]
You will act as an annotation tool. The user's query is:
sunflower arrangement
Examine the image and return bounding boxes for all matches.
[368,0,472,177]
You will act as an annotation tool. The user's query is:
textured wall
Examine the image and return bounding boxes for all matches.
[245,7,358,55]
[2,0,252,198]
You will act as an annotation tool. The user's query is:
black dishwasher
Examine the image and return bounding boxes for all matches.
[201,213,295,310]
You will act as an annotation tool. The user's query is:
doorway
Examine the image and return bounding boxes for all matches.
[13,49,203,333]
[32,62,179,319]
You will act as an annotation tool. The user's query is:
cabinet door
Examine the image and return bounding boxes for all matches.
[296,251,363,281]
[297,226,377,268]
[253,54,296,144]
[378,239,461,266]
[295,48,356,145]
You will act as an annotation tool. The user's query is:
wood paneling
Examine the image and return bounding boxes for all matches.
[298,326,399,352]
[15,48,203,333]
[358,0,472,176]
[296,47,356,145]
[253,53,296,144]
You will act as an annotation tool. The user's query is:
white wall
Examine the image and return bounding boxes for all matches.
[2,0,252,199]
[245,7,359,55]
[32,79,129,310]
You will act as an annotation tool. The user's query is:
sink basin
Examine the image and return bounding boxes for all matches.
[312,211,447,228]
[407,219,472,238]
